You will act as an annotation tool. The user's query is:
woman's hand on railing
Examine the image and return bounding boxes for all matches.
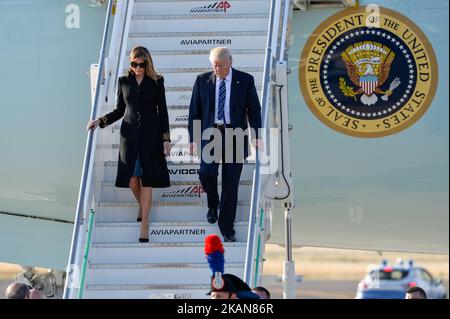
[87,119,101,131]
[163,141,172,157]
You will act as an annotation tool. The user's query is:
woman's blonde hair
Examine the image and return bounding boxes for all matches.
[128,46,161,81]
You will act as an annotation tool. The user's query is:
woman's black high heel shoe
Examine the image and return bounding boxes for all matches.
[136,206,142,222]
[139,224,149,242]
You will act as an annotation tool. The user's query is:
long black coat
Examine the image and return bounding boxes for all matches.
[99,72,171,188]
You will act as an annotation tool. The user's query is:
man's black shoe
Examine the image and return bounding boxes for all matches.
[223,234,236,242]
[207,207,218,224]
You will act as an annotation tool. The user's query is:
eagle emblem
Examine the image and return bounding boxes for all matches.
[339,42,401,106]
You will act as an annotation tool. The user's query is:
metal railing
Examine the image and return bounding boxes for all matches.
[244,0,278,286]
[244,0,293,288]
[63,0,115,299]
[77,209,95,299]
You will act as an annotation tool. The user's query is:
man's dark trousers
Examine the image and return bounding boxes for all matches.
[199,127,243,237]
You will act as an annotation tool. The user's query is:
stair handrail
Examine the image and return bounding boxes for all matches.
[244,0,294,288]
[77,209,95,299]
[63,0,115,299]
[244,0,278,286]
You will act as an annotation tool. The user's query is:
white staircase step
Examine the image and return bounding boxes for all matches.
[167,105,190,110]
[95,119,263,143]
[90,242,247,264]
[106,71,263,97]
[121,60,263,89]
[162,71,264,93]
[140,48,266,56]
[94,147,257,165]
[94,160,255,175]
[95,181,252,202]
[84,284,210,299]
[96,187,252,204]
[152,66,263,74]
[95,200,250,222]
[86,262,244,285]
[124,53,265,70]
[127,31,268,51]
[130,14,269,33]
[133,0,270,16]
[95,180,253,185]
[93,161,255,182]
[93,221,249,243]
[165,84,261,106]
[93,146,198,164]
[93,151,257,167]
[94,160,255,166]
[104,85,261,107]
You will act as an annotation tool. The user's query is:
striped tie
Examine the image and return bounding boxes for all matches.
[218,78,226,124]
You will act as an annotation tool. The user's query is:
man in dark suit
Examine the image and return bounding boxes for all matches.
[188,47,262,242]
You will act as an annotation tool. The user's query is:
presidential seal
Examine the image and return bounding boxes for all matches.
[300,6,438,137]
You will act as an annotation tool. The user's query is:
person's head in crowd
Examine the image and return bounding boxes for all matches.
[29,288,46,299]
[5,283,30,299]
[208,275,237,299]
[405,286,427,299]
[252,286,271,299]
[5,283,46,299]
[208,274,261,299]
[204,235,259,299]
[223,274,260,299]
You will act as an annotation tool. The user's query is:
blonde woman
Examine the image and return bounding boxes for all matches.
[88,46,171,242]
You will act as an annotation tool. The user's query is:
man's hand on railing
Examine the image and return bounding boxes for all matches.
[87,119,100,131]
[252,138,264,151]
[189,143,197,157]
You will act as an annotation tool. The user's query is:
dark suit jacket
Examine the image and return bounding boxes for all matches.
[188,68,262,159]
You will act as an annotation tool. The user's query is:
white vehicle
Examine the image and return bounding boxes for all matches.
[356,259,447,299]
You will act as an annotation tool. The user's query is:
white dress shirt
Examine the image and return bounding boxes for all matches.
[214,68,232,125]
